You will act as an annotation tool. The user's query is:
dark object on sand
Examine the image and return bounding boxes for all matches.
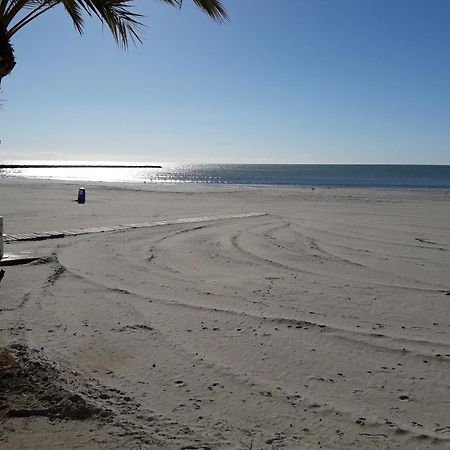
[0,269,4,283]
[77,188,86,204]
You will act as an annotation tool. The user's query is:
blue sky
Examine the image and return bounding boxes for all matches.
[1,0,449,164]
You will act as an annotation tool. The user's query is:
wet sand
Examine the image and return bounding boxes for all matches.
[1,179,450,449]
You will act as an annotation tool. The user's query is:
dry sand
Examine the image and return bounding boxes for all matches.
[1,179,449,449]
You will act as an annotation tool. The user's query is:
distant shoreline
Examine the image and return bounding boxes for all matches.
[1,163,450,188]
[0,164,162,169]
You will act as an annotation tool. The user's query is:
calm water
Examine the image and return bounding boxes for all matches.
[1,162,450,189]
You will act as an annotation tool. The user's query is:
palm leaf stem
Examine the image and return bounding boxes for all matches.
[8,3,56,36]
[0,0,10,18]
[4,0,45,26]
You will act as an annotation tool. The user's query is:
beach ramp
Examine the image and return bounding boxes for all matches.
[2,213,267,244]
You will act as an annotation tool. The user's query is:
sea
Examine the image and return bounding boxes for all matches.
[1,162,450,189]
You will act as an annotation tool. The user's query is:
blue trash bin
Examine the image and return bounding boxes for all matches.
[77,187,86,204]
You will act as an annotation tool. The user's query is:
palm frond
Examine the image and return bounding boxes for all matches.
[61,0,84,34]
[7,0,50,12]
[161,0,228,23]
[79,0,143,47]
[0,0,10,16]
[1,0,228,66]
[7,2,57,38]
[192,0,227,22]
[5,0,143,46]
[3,0,52,27]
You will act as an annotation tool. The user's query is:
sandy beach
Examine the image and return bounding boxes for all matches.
[1,179,449,449]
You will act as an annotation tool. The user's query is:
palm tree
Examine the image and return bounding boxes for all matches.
[0,0,227,86]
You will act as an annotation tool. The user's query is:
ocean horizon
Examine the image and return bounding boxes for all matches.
[1,162,450,189]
